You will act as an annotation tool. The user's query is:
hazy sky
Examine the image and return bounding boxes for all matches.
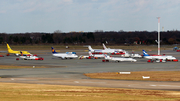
[0,0,180,33]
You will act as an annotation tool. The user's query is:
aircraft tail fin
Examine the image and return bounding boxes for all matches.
[102,43,107,49]
[104,54,111,59]
[88,46,93,51]
[7,44,13,53]
[142,50,150,56]
[88,51,93,56]
[51,47,57,54]
[20,51,23,56]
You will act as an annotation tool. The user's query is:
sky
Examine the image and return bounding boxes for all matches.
[0,0,180,33]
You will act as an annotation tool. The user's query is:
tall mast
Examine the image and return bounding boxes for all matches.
[157,17,160,55]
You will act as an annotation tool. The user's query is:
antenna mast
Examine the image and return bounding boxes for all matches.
[157,17,160,55]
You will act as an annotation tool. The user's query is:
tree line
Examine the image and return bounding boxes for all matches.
[0,30,180,45]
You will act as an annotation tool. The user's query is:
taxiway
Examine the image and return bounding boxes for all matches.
[0,50,180,91]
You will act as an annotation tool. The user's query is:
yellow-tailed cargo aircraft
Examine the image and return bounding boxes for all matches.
[6,44,31,56]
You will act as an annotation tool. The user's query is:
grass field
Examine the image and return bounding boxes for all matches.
[0,44,175,51]
[0,82,180,101]
[0,65,65,69]
[84,71,180,82]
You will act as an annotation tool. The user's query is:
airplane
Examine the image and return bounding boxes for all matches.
[51,47,78,59]
[173,47,179,51]
[102,54,137,62]
[102,43,127,55]
[88,45,125,54]
[89,51,104,59]
[142,50,178,62]
[79,51,104,59]
[102,43,142,57]
[102,43,123,51]
[88,45,106,54]
[16,53,44,60]
[130,53,142,58]
[6,43,31,56]
[173,47,180,52]
[120,51,142,58]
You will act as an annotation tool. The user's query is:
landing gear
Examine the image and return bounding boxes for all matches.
[147,59,154,63]
[147,59,167,63]
[102,60,109,62]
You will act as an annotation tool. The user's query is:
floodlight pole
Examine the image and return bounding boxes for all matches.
[157,17,160,55]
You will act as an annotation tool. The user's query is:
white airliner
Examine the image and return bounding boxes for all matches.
[88,45,107,53]
[102,43,124,52]
[88,45,125,54]
[103,43,127,55]
[142,50,177,62]
[120,51,142,58]
[103,43,141,57]
[79,51,104,59]
[51,47,78,59]
[89,51,104,58]
[103,54,137,62]
[17,54,44,60]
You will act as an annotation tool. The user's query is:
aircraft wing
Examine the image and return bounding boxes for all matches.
[19,56,26,59]
[60,56,65,59]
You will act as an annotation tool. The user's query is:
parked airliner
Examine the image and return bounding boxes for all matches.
[103,54,137,62]
[6,43,31,56]
[17,54,44,60]
[51,47,78,59]
[142,50,178,62]
[79,51,104,59]
[88,45,126,54]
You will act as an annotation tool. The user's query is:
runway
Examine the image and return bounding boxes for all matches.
[0,50,180,91]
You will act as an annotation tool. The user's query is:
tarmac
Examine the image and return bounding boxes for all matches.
[0,49,180,91]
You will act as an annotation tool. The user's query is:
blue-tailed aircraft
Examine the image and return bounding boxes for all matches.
[142,50,178,62]
[51,47,78,59]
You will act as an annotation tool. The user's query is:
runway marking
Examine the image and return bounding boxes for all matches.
[150,85,157,87]
[119,72,131,74]
[150,85,180,88]
[74,81,79,83]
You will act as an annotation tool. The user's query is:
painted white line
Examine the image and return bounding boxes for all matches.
[119,72,131,74]
[74,81,79,83]
[150,85,180,88]
[150,85,157,87]
[142,76,150,79]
